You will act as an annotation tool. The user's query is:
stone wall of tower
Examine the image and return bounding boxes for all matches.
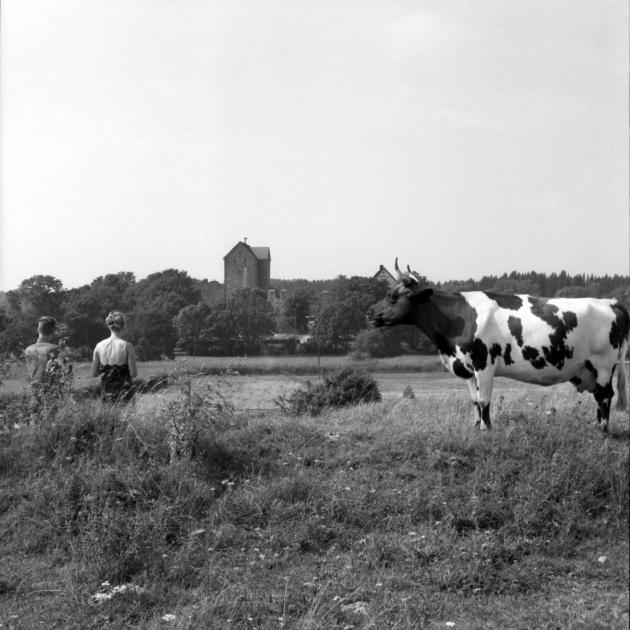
[224,243,259,297]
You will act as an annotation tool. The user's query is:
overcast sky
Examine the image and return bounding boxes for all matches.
[1,1,628,291]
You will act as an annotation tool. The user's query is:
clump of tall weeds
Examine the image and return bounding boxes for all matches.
[1,364,248,584]
[276,367,381,416]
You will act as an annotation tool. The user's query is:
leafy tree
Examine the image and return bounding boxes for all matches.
[131,269,200,319]
[173,302,213,356]
[492,277,540,295]
[63,311,108,356]
[313,276,390,353]
[225,290,275,355]
[555,286,590,298]
[352,326,434,358]
[314,304,356,353]
[283,287,316,333]
[7,275,64,318]
[61,272,136,354]
[203,290,275,355]
[0,308,8,334]
[0,313,39,354]
[90,272,137,314]
[610,285,630,311]
[127,309,177,360]
[116,270,200,359]
[204,305,239,355]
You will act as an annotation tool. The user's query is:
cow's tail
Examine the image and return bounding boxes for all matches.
[614,300,629,411]
[616,337,628,411]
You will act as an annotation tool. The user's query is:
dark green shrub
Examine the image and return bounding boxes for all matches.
[276,367,381,416]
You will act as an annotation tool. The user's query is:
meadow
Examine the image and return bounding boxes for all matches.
[0,357,628,629]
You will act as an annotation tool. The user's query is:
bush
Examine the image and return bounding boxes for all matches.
[276,367,381,416]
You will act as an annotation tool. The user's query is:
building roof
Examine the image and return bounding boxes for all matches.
[374,265,397,287]
[223,241,271,261]
[250,247,271,261]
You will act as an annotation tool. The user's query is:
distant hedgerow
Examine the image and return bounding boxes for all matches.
[276,367,381,416]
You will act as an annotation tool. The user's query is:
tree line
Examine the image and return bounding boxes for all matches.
[0,269,628,360]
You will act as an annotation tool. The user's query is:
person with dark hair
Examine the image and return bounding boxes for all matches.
[24,316,60,421]
[92,311,137,402]
[25,316,59,382]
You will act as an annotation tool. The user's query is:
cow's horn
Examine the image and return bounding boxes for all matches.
[394,258,404,278]
[407,265,421,283]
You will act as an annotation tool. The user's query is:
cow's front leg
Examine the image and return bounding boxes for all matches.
[593,379,614,433]
[465,378,482,428]
[475,369,495,430]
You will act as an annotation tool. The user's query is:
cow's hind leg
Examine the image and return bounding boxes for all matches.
[587,361,616,433]
[466,370,494,430]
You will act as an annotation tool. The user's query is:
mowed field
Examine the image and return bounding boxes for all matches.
[0,356,628,629]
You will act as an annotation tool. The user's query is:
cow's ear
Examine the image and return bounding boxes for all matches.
[414,288,434,302]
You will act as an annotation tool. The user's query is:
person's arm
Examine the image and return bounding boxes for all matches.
[127,343,138,378]
[91,347,101,377]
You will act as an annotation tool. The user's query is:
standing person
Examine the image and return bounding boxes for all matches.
[92,311,137,402]
[24,316,59,419]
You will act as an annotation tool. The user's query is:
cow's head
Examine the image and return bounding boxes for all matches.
[367,259,434,328]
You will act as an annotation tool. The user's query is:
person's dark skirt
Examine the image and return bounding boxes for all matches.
[99,364,134,403]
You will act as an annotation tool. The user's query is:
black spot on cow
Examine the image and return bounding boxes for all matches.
[527,297,577,370]
[483,292,523,310]
[503,343,514,366]
[609,303,630,349]
[452,359,474,379]
[489,343,502,365]
[522,346,546,369]
[508,316,524,347]
[570,376,581,387]
[416,292,478,357]
[461,338,489,371]
[584,360,597,378]
[562,311,578,330]
[433,332,456,357]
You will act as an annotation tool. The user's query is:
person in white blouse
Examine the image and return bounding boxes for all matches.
[92,311,137,402]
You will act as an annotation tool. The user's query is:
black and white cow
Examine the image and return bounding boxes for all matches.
[367,262,629,431]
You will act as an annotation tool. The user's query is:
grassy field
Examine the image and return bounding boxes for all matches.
[0,355,445,395]
[0,363,628,629]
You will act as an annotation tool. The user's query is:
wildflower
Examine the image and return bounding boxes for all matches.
[162,614,176,622]
[445,623,456,628]
[597,555,608,564]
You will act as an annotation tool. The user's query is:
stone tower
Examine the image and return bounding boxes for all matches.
[223,240,271,298]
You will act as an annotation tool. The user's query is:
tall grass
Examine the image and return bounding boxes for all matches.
[0,373,628,629]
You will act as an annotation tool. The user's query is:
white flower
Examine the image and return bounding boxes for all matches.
[162,614,176,622]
